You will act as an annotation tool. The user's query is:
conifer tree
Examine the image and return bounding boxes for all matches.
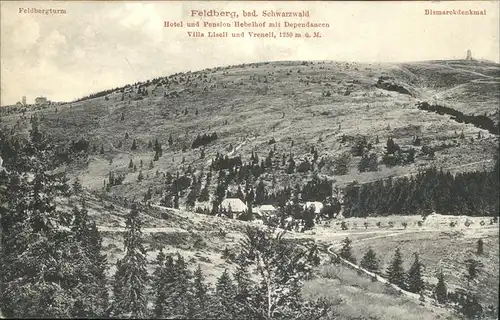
[286,156,295,174]
[131,139,137,150]
[186,186,197,208]
[152,249,167,318]
[72,177,83,193]
[233,260,252,307]
[214,269,236,319]
[407,253,425,293]
[434,270,447,304]
[0,122,90,318]
[386,248,406,289]
[198,186,209,202]
[339,237,356,264]
[464,258,483,283]
[476,239,484,255]
[192,265,210,318]
[255,180,266,205]
[169,253,193,318]
[111,204,149,318]
[360,247,379,273]
[154,138,162,159]
[153,254,175,318]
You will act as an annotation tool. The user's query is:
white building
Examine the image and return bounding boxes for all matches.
[257,204,277,216]
[221,198,248,213]
[303,201,324,214]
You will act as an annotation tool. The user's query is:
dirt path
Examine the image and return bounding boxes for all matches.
[324,229,441,304]
[322,225,497,310]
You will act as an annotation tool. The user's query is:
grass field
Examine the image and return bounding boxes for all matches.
[2,59,498,202]
[303,264,457,320]
[2,58,499,319]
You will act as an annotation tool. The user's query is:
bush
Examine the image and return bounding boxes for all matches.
[333,152,351,175]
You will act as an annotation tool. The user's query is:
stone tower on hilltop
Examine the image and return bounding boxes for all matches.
[466,49,473,60]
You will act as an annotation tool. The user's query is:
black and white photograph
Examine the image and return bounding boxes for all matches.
[1,1,499,319]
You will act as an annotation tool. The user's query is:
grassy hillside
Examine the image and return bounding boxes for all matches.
[2,59,497,203]
[1,59,498,319]
[56,190,497,319]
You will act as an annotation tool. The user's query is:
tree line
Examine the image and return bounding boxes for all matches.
[342,163,499,218]
[417,101,499,135]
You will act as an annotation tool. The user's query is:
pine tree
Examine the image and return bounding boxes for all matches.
[407,253,425,293]
[387,248,406,289]
[339,237,356,263]
[131,139,137,150]
[154,138,162,159]
[464,258,483,283]
[169,253,193,318]
[152,249,167,318]
[255,180,266,205]
[477,239,484,255]
[186,186,197,208]
[192,265,210,318]
[214,269,236,318]
[407,148,416,163]
[198,186,209,202]
[0,123,90,318]
[111,204,149,318]
[100,145,105,154]
[153,254,175,318]
[69,205,110,317]
[434,270,447,304]
[72,177,83,193]
[360,248,379,273]
[286,156,295,174]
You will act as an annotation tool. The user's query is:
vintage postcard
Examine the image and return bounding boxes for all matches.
[1,1,499,319]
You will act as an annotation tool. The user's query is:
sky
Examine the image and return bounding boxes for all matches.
[1,0,499,105]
